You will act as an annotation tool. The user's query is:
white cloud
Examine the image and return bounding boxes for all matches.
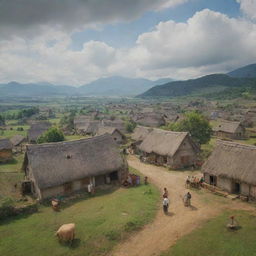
[0,9,256,85]
[237,0,256,20]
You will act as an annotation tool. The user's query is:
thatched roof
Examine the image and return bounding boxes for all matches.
[96,127,125,138]
[102,119,126,133]
[28,122,51,142]
[138,129,190,156]
[134,112,165,127]
[10,135,26,146]
[202,140,256,185]
[131,126,153,141]
[24,134,125,190]
[74,116,91,130]
[213,121,243,134]
[0,139,13,150]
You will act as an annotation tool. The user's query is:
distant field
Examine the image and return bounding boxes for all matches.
[0,172,159,256]
[161,210,256,256]
[0,153,24,173]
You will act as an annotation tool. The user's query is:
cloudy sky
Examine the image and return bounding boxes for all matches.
[0,0,256,85]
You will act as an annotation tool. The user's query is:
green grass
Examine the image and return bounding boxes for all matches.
[161,210,256,256]
[0,124,29,139]
[0,174,159,256]
[0,153,24,173]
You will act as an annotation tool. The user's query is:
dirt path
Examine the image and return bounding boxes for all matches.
[111,156,254,256]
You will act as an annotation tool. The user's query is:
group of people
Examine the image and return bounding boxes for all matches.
[162,187,193,214]
[185,175,204,188]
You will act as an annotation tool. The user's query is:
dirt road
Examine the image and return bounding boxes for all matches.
[111,156,252,256]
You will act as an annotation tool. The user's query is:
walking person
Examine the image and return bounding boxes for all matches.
[183,192,192,207]
[163,187,169,198]
[163,196,169,214]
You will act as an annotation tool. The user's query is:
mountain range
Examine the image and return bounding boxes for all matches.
[139,64,256,98]
[0,63,255,98]
[0,77,173,98]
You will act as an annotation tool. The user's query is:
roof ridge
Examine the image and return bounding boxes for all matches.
[217,139,256,150]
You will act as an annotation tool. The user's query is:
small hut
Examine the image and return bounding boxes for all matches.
[22,134,128,200]
[213,121,245,139]
[202,140,256,199]
[138,129,199,169]
[133,112,166,127]
[0,138,13,163]
[10,135,26,153]
[102,119,126,133]
[96,127,126,144]
[27,122,51,143]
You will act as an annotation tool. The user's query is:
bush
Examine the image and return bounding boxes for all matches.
[125,120,137,133]
[37,127,65,144]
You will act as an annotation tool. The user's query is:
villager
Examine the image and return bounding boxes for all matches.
[183,192,192,207]
[51,198,60,211]
[186,176,190,188]
[88,183,92,195]
[144,176,148,185]
[163,197,169,214]
[163,187,169,198]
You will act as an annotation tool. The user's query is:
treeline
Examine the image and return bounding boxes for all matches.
[2,107,39,120]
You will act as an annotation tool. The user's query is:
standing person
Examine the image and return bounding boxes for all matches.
[87,183,92,195]
[183,192,192,207]
[163,187,169,198]
[163,196,169,214]
[144,176,148,185]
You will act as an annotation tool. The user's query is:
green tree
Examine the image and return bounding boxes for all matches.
[168,111,212,144]
[0,114,5,125]
[125,120,137,133]
[37,127,65,144]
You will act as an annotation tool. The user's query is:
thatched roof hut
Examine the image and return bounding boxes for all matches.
[133,112,166,127]
[139,129,191,157]
[27,122,51,143]
[138,129,199,169]
[131,126,153,142]
[23,134,128,199]
[0,138,13,150]
[0,138,13,163]
[96,127,126,144]
[202,140,256,186]
[102,119,126,133]
[10,135,26,147]
[213,121,243,134]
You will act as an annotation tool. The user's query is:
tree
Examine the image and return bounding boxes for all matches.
[168,111,212,144]
[125,120,137,133]
[59,112,75,130]
[0,114,5,126]
[37,127,65,144]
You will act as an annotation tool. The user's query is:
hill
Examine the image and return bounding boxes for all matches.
[0,77,173,98]
[138,74,256,98]
[227,63,256,78]
[79,76,173,96]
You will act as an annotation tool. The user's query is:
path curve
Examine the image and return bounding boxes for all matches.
[111,156,253,256]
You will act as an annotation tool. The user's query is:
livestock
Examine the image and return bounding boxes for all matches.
[56,223,75,242]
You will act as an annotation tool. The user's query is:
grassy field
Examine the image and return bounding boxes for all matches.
[0,171,160,256]
[0,153,24,173]
[161,210,256,256]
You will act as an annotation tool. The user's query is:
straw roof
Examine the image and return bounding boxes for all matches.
[0,139,13,150]
[96,127,125,138]
[23,134,125,190]
[102,119,126,133]
[131,126,153,141]
[134,112,165,127]
[213,121,243,134]
[28,122,51,142]
[138,129,190,156]
[10,135,26,146]
[202,140,256,185]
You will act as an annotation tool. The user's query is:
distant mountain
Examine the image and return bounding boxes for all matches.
[138,74,256,98]
[78,76,173,96]
[0,82,76,97]
[0,76,174,98]
[227,63,256,78]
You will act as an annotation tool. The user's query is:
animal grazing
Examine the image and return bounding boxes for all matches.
[55,223,75,243]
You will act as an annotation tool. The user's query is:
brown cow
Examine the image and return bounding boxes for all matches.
[56,223,75,243]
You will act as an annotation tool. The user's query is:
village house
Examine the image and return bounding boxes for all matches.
[213,121,245,139]
[133,112,166,127]
[202,140,256,199]
[73,115,91,134]
[22,134,128,200]
[96,127,126,144]
[10,135,26,153]
[0,138,13,163]
[243,109,256,127]
[27,121,52,143]
[138,129,200,169]
[102,119,126,133]
[130,126,153,154]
